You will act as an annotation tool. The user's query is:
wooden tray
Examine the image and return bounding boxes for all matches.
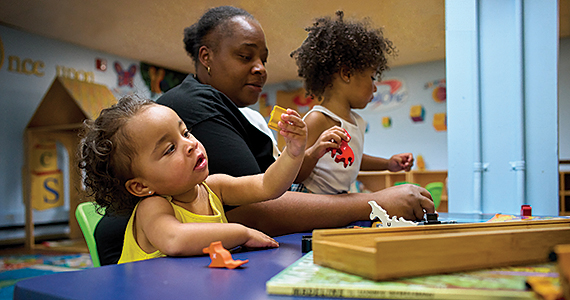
[312,219,570,281]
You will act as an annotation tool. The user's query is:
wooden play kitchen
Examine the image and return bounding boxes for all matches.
[312,218,570,281]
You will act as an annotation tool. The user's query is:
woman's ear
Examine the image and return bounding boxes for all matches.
[125,179,153,197]
[198,45,211,70]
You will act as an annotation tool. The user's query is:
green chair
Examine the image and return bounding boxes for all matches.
[394,181,420,186]
[425,182,444,210]
[75,202,105,267]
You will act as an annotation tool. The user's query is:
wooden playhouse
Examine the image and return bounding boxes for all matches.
[22,76,116,250]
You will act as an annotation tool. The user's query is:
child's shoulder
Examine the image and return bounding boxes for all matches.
[135,195,174,215]
[304,109,340,129]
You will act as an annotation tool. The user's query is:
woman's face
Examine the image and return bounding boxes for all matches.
[208,17,268,107]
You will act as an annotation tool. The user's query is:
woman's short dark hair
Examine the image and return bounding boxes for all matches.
[183,6,254,64]
[290,11,396,100]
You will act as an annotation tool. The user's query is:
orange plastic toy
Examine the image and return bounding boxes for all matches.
[202,241,249,269]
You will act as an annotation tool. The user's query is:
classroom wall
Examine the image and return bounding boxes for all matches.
[1,23,569,241]
[0,25,151,240]
[261,60,448,170]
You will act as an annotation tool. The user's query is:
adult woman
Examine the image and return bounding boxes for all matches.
[95,6,434,265]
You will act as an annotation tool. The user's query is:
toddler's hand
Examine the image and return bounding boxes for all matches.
[306,126,348,160]
[278,109,307,158]
[388,153,414,172]
[243,227,279,248]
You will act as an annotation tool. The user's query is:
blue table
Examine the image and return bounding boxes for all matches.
[13,233,341,300]
[13,214,490,300]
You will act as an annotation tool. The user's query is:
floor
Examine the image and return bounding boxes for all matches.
[0,239,88,256]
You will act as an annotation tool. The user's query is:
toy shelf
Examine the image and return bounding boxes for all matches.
[561,170,570,216]
[356,170,448,212]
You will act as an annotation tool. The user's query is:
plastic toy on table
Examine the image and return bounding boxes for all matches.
[202,241,249,269]
[368,201,417,227]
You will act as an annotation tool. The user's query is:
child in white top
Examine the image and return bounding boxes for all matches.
[291,11,413,194]
[78,95,306,263]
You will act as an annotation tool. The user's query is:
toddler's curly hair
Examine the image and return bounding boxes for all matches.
[290,11,396,100]
[78,95,156,215]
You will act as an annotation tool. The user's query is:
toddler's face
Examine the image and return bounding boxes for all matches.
[125,104,209,197]
[347,67,378,109]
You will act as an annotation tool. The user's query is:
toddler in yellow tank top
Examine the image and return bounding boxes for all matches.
[79,95,306,263]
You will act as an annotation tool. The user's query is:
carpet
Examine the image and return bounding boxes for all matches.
[0,253,92,300]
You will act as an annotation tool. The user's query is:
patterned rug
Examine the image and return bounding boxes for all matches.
[0,253,92,300]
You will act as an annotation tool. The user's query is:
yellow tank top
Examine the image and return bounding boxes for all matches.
[118,182,227,264]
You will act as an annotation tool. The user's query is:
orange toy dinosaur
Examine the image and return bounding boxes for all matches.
[202,241,249,269]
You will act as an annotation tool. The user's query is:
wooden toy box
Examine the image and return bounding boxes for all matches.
[312,218,570,281]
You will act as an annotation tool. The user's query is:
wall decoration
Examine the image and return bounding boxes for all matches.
[433,112,447,131]
[416,154,426,171]
[424,78,446,103]
[95,58,107,71]
[7,55,45,77]
[276,87,316,114]
[432,86,446,103]
[410,105,425,122]
[114,62,137,87]
[366,78,408,112]
[55,65,93,82]
[140,62,187,97]
[382,116,392,128]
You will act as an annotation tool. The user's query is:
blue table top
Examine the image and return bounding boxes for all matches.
[13,214,494,300]
[14,233,348,300]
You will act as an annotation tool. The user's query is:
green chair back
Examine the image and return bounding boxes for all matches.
[394,181,420,186]
[425,182,444,210]
[75,202,105,267]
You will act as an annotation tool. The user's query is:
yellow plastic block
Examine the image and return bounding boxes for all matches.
[382,117,391,128]
[433,113,447,131]
[410,105,425,122]
[268,105,287,131]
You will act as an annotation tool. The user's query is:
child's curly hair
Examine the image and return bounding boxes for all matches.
[290,11,396,100]
[78,95,156,215]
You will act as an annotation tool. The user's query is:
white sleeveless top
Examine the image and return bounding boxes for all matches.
[302,105,366,194]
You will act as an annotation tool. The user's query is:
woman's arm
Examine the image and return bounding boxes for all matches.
[226,184,435,237]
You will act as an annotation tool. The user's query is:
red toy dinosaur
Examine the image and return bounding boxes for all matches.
[327,129,355,168]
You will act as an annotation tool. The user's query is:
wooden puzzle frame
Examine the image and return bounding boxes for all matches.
[312,218,570,281]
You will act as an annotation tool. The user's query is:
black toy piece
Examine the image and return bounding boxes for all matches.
[425,213,441,224]
[302,235,312,253]
[418,213,457,225]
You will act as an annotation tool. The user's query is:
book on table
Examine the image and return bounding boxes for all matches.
[266,251,558,300]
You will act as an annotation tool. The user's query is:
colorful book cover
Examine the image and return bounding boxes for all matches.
[266,252,559,299]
